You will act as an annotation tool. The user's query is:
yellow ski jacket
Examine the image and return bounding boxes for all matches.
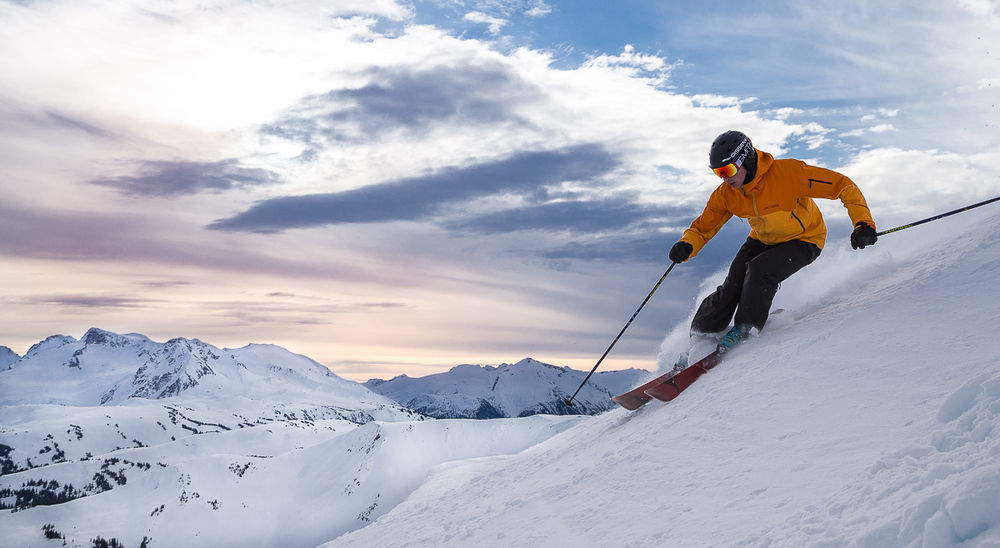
[680,150,875,260]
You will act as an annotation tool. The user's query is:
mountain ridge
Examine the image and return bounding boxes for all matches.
[1,327,383,408]
[365,357,647,418]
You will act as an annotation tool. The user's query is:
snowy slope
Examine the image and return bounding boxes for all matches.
[365,358,647,418]
[0,414,580,547]
[326,206,1000,547]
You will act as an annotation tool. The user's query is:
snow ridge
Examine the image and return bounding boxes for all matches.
[0,327,382,408]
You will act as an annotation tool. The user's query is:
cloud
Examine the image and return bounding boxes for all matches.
[583,44,677,84]
[199,297,412,327]
[442,1,552,18]
[836,147,1000,222]
[262,62,541,146]
[534,233,669,264]
[464,11,507,35]
[138,280,194,289]
[524,1,551,17]
[7,294,154,309]
[840,123,896,138]
[445,197,693,236]
[0,103,116,143]
[209,143,620,232]
[0,199,397,285]
[91,160,282,197]
[42,111,115,138]
[532,220,749,265]
[326,0,414,20]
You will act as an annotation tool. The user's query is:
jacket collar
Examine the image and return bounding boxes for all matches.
[739,150,772,194]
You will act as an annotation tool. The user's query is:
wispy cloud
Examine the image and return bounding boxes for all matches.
[91,160,281,197]
[6,294,155,309]
[42,111,116,138]
[445,197,693,236]
[262,62,541,146]
[0,200,397,285]
[209,144,620,232]
[464,11,507,35]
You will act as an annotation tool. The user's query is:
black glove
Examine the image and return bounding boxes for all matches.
[669,241,693,263]
[851,222,877,249]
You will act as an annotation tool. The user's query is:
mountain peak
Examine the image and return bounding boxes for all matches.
[0,346,19,369]
[82,327,140,348]
[24,334,77,358]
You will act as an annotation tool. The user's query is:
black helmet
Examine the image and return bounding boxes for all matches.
[709,130,754,169]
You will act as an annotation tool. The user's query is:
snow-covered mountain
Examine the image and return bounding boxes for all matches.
[0,329,426,476]
[365,357,647,418]
[3,328,390,409]
[0,329,583,546]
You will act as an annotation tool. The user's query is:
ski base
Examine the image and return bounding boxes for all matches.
[612,350,723,410]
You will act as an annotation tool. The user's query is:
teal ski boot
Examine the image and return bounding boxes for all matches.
[717,325,750,354]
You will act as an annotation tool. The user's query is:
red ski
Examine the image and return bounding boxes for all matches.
[611,350,724,410]
[610,371,676,410]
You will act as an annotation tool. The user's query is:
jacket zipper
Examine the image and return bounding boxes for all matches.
[750,191,766,237]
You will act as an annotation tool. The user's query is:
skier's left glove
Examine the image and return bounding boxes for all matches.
[851,222,877,249]
[669,241,693,263]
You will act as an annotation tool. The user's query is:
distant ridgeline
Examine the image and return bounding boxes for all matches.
[365,358,648,418]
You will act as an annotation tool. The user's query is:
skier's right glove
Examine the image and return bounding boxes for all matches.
[669,241,693,263]
[851,222,878,249]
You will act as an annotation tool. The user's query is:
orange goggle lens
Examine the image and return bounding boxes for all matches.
[712,163,739,179]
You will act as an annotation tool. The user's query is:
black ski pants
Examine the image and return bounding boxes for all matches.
[691,237,821,334]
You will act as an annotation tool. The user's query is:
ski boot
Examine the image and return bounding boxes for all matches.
[717,325,750,354]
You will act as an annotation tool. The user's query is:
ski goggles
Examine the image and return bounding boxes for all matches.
[711,162,741,179]
[711,135,753,178]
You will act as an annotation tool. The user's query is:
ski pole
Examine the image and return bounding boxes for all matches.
[564,262,677,407]
[876,195,1000,236]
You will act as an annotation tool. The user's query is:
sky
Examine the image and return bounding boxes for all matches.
[1,0,999,381]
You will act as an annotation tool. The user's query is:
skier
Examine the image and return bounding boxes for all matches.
[668,130,878,356]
